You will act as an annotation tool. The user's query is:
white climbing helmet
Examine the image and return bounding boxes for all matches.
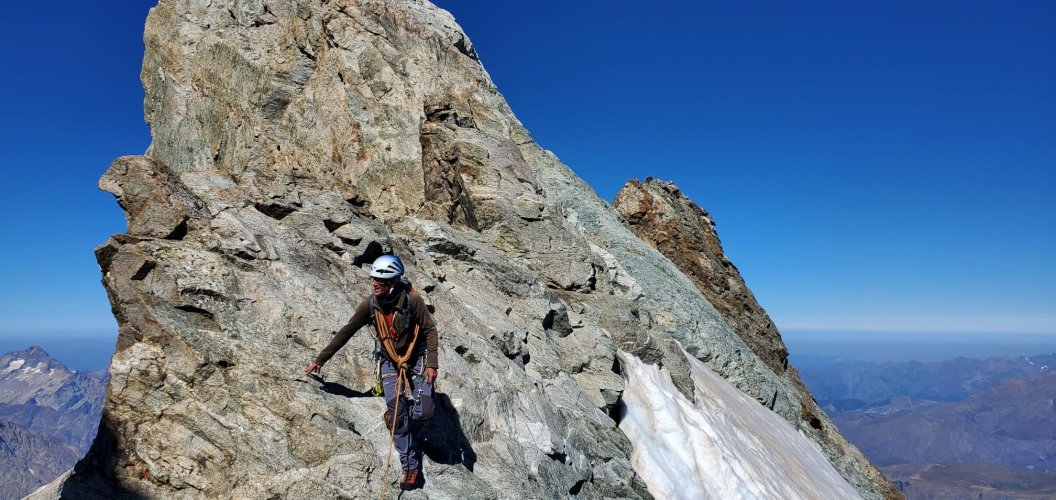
[370,254,404,280]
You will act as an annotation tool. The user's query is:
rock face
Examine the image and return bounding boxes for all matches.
[43,1,895,498]
[613,179,790,374]
[613,178,897,497]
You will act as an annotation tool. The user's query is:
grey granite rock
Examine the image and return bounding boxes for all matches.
[36,1,896,498]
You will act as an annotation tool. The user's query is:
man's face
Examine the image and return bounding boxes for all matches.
[371,277,395,297]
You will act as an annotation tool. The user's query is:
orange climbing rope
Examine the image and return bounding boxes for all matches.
[375,309,420,499]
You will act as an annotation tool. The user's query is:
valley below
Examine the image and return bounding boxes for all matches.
[797,353,1056,499]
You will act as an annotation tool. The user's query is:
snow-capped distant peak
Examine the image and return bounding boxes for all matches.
[20,362,47,376]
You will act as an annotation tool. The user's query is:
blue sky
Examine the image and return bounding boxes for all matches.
[1,1,1053,353]
[434,0,1056,336]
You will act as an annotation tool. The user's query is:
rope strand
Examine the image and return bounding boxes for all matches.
[375,309,420,499]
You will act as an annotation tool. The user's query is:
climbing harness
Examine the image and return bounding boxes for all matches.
[374,307,420,499]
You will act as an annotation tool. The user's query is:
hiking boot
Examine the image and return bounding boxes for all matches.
[400,468,423,490]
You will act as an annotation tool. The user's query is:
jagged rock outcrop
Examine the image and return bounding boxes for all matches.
[613,178,897,498]
[613,179,789,375]
[39,1,896,498]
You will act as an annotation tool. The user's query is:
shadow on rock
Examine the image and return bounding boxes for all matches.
[302,374,376,398]
[320,380,375,399]
[419,392,477,472]
[54,413,148,499]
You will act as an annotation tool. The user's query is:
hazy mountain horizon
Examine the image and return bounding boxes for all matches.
[2,328,1054,371]
[786,329,1056,363]
[0,334,116,372]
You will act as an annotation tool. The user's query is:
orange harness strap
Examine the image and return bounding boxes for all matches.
[374,310,420,370]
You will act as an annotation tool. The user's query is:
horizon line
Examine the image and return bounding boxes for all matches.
[780,327,1056,337]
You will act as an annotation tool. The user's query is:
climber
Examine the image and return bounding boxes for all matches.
[305,254,439,491]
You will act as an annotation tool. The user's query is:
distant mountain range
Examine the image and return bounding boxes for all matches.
[0,347,107,499]
[797,353,1056,499]
[885,462,1056,500]
[0,418,82,499]
[837,373,1056,470]
[796,353,1054,411]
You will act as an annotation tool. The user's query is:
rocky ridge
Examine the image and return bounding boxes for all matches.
[612,179,789,375]
[612,178,893,494]
[41,1,895,498]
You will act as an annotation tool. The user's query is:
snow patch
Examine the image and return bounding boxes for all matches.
[16,362,48,379]
[617,350,861,500]
[3,359,25,373]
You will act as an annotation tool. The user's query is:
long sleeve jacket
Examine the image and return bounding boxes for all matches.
[313,290,439,369]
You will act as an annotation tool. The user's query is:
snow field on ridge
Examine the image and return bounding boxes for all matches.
[618,350,861,499]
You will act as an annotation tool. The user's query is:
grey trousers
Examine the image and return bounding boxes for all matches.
[381,356,434,471]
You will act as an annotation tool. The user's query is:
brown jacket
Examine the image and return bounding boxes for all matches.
[314,290,439,369]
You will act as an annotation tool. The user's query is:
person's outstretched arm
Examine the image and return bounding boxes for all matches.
[305,298,370,374]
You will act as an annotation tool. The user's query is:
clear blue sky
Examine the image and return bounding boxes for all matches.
[1,1,1053,351]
